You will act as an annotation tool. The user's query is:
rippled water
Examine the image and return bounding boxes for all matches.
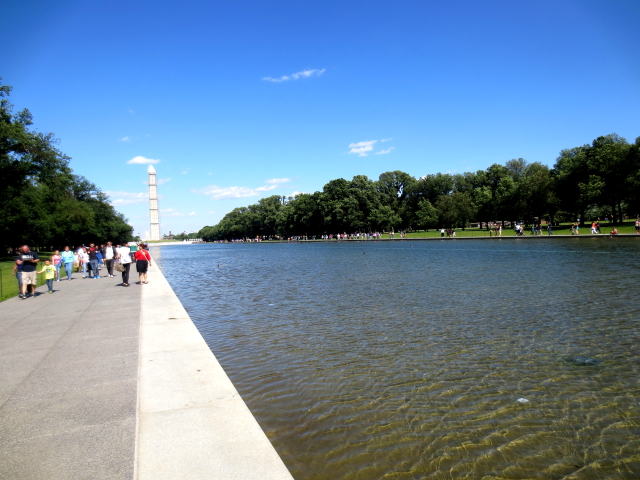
[151,239,640,479]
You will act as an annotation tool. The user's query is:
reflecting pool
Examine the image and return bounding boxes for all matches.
[152,239,640,479]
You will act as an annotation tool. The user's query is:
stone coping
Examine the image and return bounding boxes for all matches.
[135,264,293,480]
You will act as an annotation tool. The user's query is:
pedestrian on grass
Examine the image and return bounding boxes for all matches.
[16,245,40,299]
[37,259,57,294]
[547,223,553,235]
[134,244,152,285]
[115,243,132,287]
[52,250,62,282]
[61,246,74,280]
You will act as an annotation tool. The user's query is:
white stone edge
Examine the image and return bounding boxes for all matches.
[134,263,294,480]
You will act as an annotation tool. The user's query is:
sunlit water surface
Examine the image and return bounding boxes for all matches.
[151,239,640,480]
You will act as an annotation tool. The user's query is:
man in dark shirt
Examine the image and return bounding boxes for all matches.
[16,245,40,298]
[88,243,101,279]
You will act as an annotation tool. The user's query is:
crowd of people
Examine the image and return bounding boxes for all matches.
[12,242,153,299]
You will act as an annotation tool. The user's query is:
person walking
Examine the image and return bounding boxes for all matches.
[134,244,152,285]
[81,247,90,278]
[96,245,104,275]
[102,241,116,277]
[52,250,62,282]
[547,223,553,235]
[61,246,75,280]
[87,243,101,278]
[115,243,132,287]
[37,259,57,294]
[12,257,23,292]
[16,245,40,299]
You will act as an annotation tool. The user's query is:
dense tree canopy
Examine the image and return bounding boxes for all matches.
[200,134,640,241]
[0,79,133,249]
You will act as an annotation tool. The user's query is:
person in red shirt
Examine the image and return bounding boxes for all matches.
[133,244,153,285]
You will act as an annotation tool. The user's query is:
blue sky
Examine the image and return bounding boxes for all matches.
[3,0,640,236]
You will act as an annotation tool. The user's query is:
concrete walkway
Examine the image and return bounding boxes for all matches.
[0,274,139,479]
[0,266,293,480]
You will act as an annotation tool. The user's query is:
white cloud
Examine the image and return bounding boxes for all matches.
[105,191,148,206]
[375,147,395,155]
[207,172,212,175]
[127,156,160,165]
[188,212,196,217]
[121,136,131,142]
[157,178,172,185]
[208,210,215,214]
[255,185,278,192]
[263,68,325,83]
[265,178,291,184]
[348,140,377,157]
[181,168,190,175]
[194,183,278,200]
[381,137,393,142]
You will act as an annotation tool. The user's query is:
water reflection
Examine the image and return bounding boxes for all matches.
[152,239,640,479]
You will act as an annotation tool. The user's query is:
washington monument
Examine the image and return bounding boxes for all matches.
[148,165,160,241]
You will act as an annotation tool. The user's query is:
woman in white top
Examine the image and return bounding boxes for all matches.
[115,244,132,287]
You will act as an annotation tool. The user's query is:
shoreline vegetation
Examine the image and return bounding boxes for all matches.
[203,222,639,243]
[199,134,640,242]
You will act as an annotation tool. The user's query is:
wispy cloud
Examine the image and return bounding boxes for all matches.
[106,191,148,206]
[265,178,291,184]
[375,147,395,155]
[348,140,377,157]
[157,178,172,186]
[121,136,131,142]
[263,68,325,83]
[255,185,278,192]
[348,138,395,156]
[127,156,160,165]
[194,184,277,200]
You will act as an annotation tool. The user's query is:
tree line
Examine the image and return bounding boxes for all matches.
[1,80,133,251]
[199,133,640,241]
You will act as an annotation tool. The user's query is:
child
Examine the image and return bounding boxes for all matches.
[37,259,58,294]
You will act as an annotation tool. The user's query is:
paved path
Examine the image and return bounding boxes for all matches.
[0,266,293,480]
[0,274,140,479]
